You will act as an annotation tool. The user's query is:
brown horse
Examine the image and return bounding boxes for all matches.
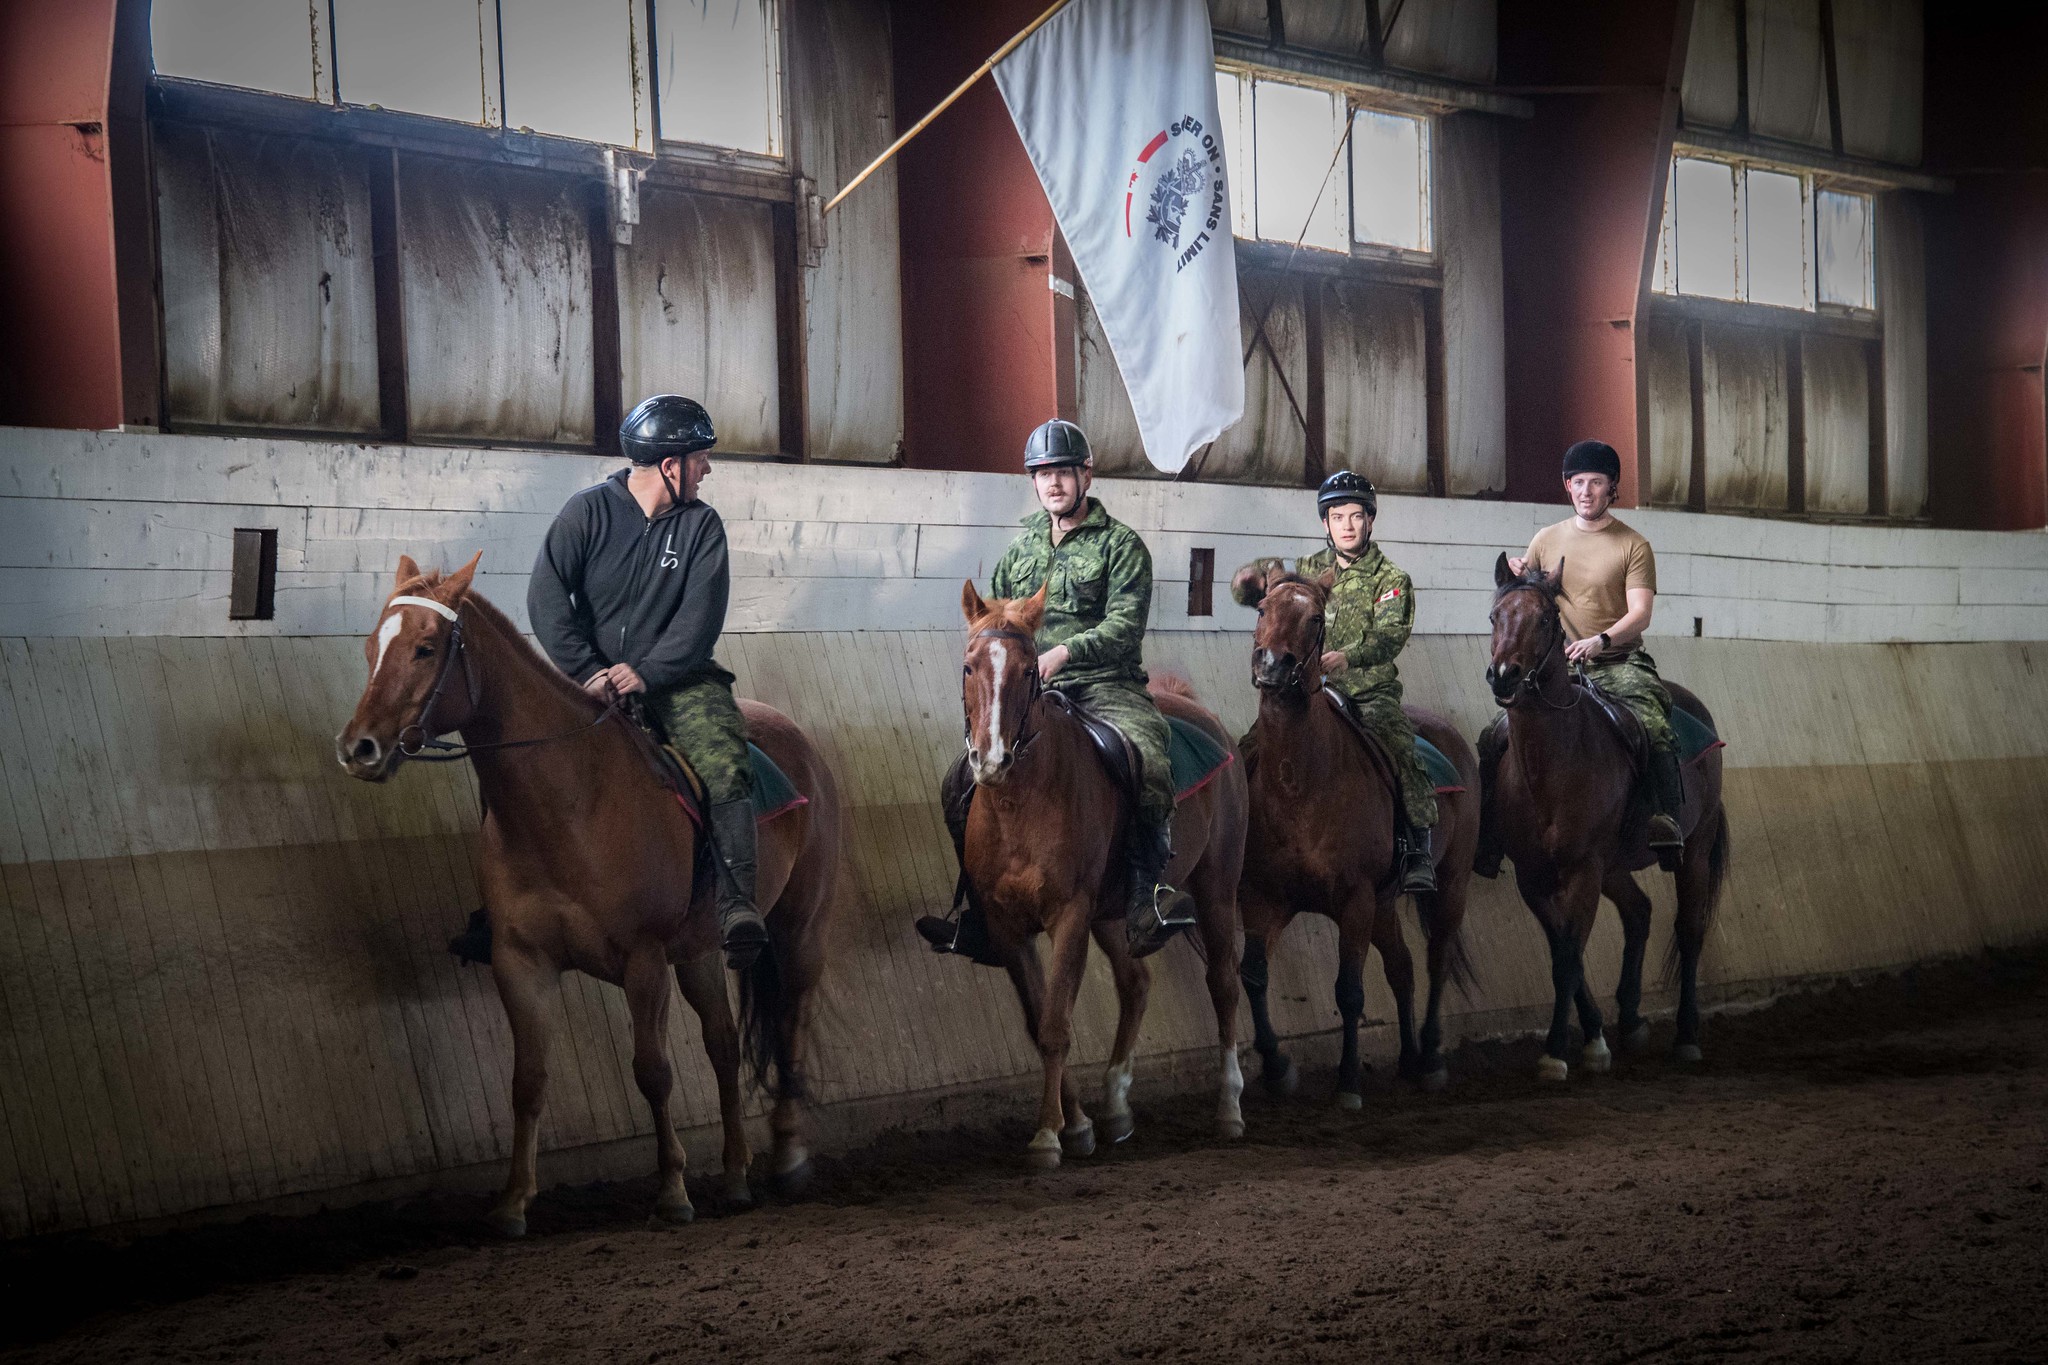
[957,581,1249,1168]
[1486,556,1730,1079]
[336,554,843,1235]
[1236,569,1479,1107]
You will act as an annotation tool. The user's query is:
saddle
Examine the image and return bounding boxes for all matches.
[1046,689,1146,810]
[1318,686,1465,796]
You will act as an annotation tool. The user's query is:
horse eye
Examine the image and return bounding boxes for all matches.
[414,644,435,659]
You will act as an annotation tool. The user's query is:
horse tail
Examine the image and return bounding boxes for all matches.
[1147,671,1198,703]
[1662,804,1731,982]
[737,940,794,1100]
[1410,893,1480,997]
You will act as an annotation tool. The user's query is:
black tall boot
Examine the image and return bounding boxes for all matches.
[1126,819,1194,960]
[915,754,1004,965]
[709,799,770,970]
[1398,819,1437,895]
[1647,747,1685,870]
[1472,714,1507,878]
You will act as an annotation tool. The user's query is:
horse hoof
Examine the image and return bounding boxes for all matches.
[1061,1120,1096,1159]
[1582,1036,1613,1074]
[773,1159,815,1199]
[1673,1043,1704,1065]
[1335,1090,1364,1112]
[1217,1114,1245,1140]
[654,1195,696,1226]
[1418,1065,1449,1093]
[1623,1020,1653,1054]
[1026,1129,1063,1170]
[1262,1056,1299,1098]
[720,1173,754,1208]
[1100,1110,1135,1145]
[483,1209,527,1239]
[1536,1056,1569,1083]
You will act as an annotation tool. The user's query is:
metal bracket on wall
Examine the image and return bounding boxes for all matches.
[797,176,826,268]
[604,148,645,246]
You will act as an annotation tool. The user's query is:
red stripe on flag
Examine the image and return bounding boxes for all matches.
[1136,130,1169,163]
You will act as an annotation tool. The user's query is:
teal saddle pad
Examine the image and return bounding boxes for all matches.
[747,742,806,821]
[1167,717,1234,801]
[1416,736,1462,792]
[1671,705,1724,765]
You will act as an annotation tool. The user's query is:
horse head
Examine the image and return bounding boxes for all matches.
[959,579,1046,786]
[336,552,481,781]
[1487,552,1566,706]
[1251,569,1333,695]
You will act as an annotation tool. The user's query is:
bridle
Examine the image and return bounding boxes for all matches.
[962,623,1043,759]
[1489,582,1580,711]
[385,594,616,763]
[1252,581,1326,696]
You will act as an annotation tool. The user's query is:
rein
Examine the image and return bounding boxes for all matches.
[963,624,1044,759]
[1252,581,1326,696]
[390,596,618,763]
[1490,582,1580,711]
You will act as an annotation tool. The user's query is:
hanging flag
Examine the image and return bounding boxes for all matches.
[994,0,1243,474]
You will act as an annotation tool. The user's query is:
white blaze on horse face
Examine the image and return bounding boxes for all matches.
[372,613,404,680]
[983,640,1008,769]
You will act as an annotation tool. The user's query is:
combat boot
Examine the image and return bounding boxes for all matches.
[1127,820,1195,960]
[709,799,771,970]
[1647,747,1685,871]
[1398,822,1437,895]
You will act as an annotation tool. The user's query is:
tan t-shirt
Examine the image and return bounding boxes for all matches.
[1524,516,1656,648]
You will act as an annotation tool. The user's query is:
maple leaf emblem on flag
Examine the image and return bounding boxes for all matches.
[1145,148,1207,249]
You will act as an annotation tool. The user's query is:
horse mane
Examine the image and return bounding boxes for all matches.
[408,568,602,715]
[1263,571,1329,604]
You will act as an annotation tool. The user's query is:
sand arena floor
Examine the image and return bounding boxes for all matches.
[4,952,2044,1364]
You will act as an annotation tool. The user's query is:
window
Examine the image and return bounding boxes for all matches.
[1655,153,1874,312]
[1213,69,1432,257]
[655,0,783,157]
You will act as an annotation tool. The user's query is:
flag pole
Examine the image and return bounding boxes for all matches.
[822,0,1075,216]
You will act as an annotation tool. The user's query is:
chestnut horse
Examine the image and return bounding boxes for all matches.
[336,555,843,1235]
[1486,556,1730,1079]
[1236,569,1479,1107]
[958,581,1249,1168]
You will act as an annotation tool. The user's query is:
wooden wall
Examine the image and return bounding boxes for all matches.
[2,625,2044,1239]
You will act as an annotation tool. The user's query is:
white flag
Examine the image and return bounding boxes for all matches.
[995,0,1243,474]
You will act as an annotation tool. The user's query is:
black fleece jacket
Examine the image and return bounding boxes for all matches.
[527,469,733,692]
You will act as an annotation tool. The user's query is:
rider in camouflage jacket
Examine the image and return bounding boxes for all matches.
[1233,470,1440,894]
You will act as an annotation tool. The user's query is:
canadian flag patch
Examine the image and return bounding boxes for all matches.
[1376,588,1403,604]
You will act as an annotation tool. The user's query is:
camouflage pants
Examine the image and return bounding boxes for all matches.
[1351,692,1440,831]
[1062,679,1175,830]
[1585,649,1675,753]
[646,671,753,806]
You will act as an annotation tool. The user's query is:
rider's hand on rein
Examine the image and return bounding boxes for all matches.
[1037,644,1070,683]
[1320,650,1348,676]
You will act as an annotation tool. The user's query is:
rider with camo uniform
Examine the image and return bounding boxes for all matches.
[526,394,771,970]
[917,419,1192,962]
[1232,470,1440,894]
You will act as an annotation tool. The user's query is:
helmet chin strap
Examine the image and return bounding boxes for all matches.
[658,456,683,510]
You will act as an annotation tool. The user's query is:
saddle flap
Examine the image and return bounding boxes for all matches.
[1580,673,1652,776]
[1048,690,1142,803]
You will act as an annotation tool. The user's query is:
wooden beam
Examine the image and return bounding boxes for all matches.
[772,202,808,461]
[1423,286,1447,499]
[1687,320,1708,513]
[1818,0,1845,157]
[365,147,409,443]
[1302,278,1327,486]
[1785,330,1807,516]
[586,183,623,456]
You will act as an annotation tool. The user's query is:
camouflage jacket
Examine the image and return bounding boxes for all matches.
[989,498,1152,687]
[1233,541,1415,704]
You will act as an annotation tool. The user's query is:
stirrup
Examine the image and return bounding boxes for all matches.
[1127,885,1195,960]
[915,912,1004,967]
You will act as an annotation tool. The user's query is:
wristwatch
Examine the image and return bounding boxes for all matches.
[1596,631,1611,653]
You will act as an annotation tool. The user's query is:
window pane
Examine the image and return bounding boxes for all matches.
[1349,108,1429,252]
[1671,156,1737,300]
[1214,71,1255,240]
[1252,79,1346,252]
[655,0,781,156]
[1816,189,1874,309]
[152,0,324,101]
[1744,168,1807,308]
[333,0,495,126]
[501,0,645,148]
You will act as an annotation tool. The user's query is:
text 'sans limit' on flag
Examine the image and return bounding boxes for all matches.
[994,0,1245,475]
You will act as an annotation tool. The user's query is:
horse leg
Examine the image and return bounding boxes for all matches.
[766,928,824,1195]
[1191,875,1246,1141]
[675,951,754,1206]
[1001,936,1085,1165]
[1415,889,1455,1090]
[1024,912,1095,1169]
[1088,919,1151,1145]
[1373,904,1421,1085]
[1603,870,1655,1056]
[486,944,553,1237]
[624,944,694,1225]
[1526,865,1601,1082]
[1333,895,1377,1111]
[1670,812,1722,1063]
[1239,912,1297,1097]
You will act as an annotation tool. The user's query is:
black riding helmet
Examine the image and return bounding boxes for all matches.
[1023,418,1092,470]
[1316,469,1377,518]
[620,394,717,466]
[1561,438,1622,482]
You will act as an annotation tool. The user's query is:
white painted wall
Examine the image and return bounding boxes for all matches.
[2,426,2044,643]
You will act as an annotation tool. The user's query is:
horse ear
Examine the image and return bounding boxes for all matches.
[443,551,482,601]
[1546,557,1566,590]
[396,554,421,588]
[961,578,989,624]
[1315,568,1337,592]
[1493,552,1513,589]
[1015,583,1048,634]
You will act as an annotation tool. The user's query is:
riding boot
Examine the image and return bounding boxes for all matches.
[914,755,1007,966]
[1126,818,1195,960]
[708,800,770,970]
[1398,821,1437,895]
[448,907,493,965]
[1472,714,1507,879]
[1647,747,1686,871]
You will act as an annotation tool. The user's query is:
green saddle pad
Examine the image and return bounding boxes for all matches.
[1670,705,1724,765]
[748,742,806,821]
[1167,716,1233,801]
[1416,736,1463,792]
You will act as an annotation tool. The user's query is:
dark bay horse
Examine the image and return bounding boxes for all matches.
[336,555,843,1234]
[1236,569,1478,1107]
[1486,556,1730,1079]
[958,581,1249,1168]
